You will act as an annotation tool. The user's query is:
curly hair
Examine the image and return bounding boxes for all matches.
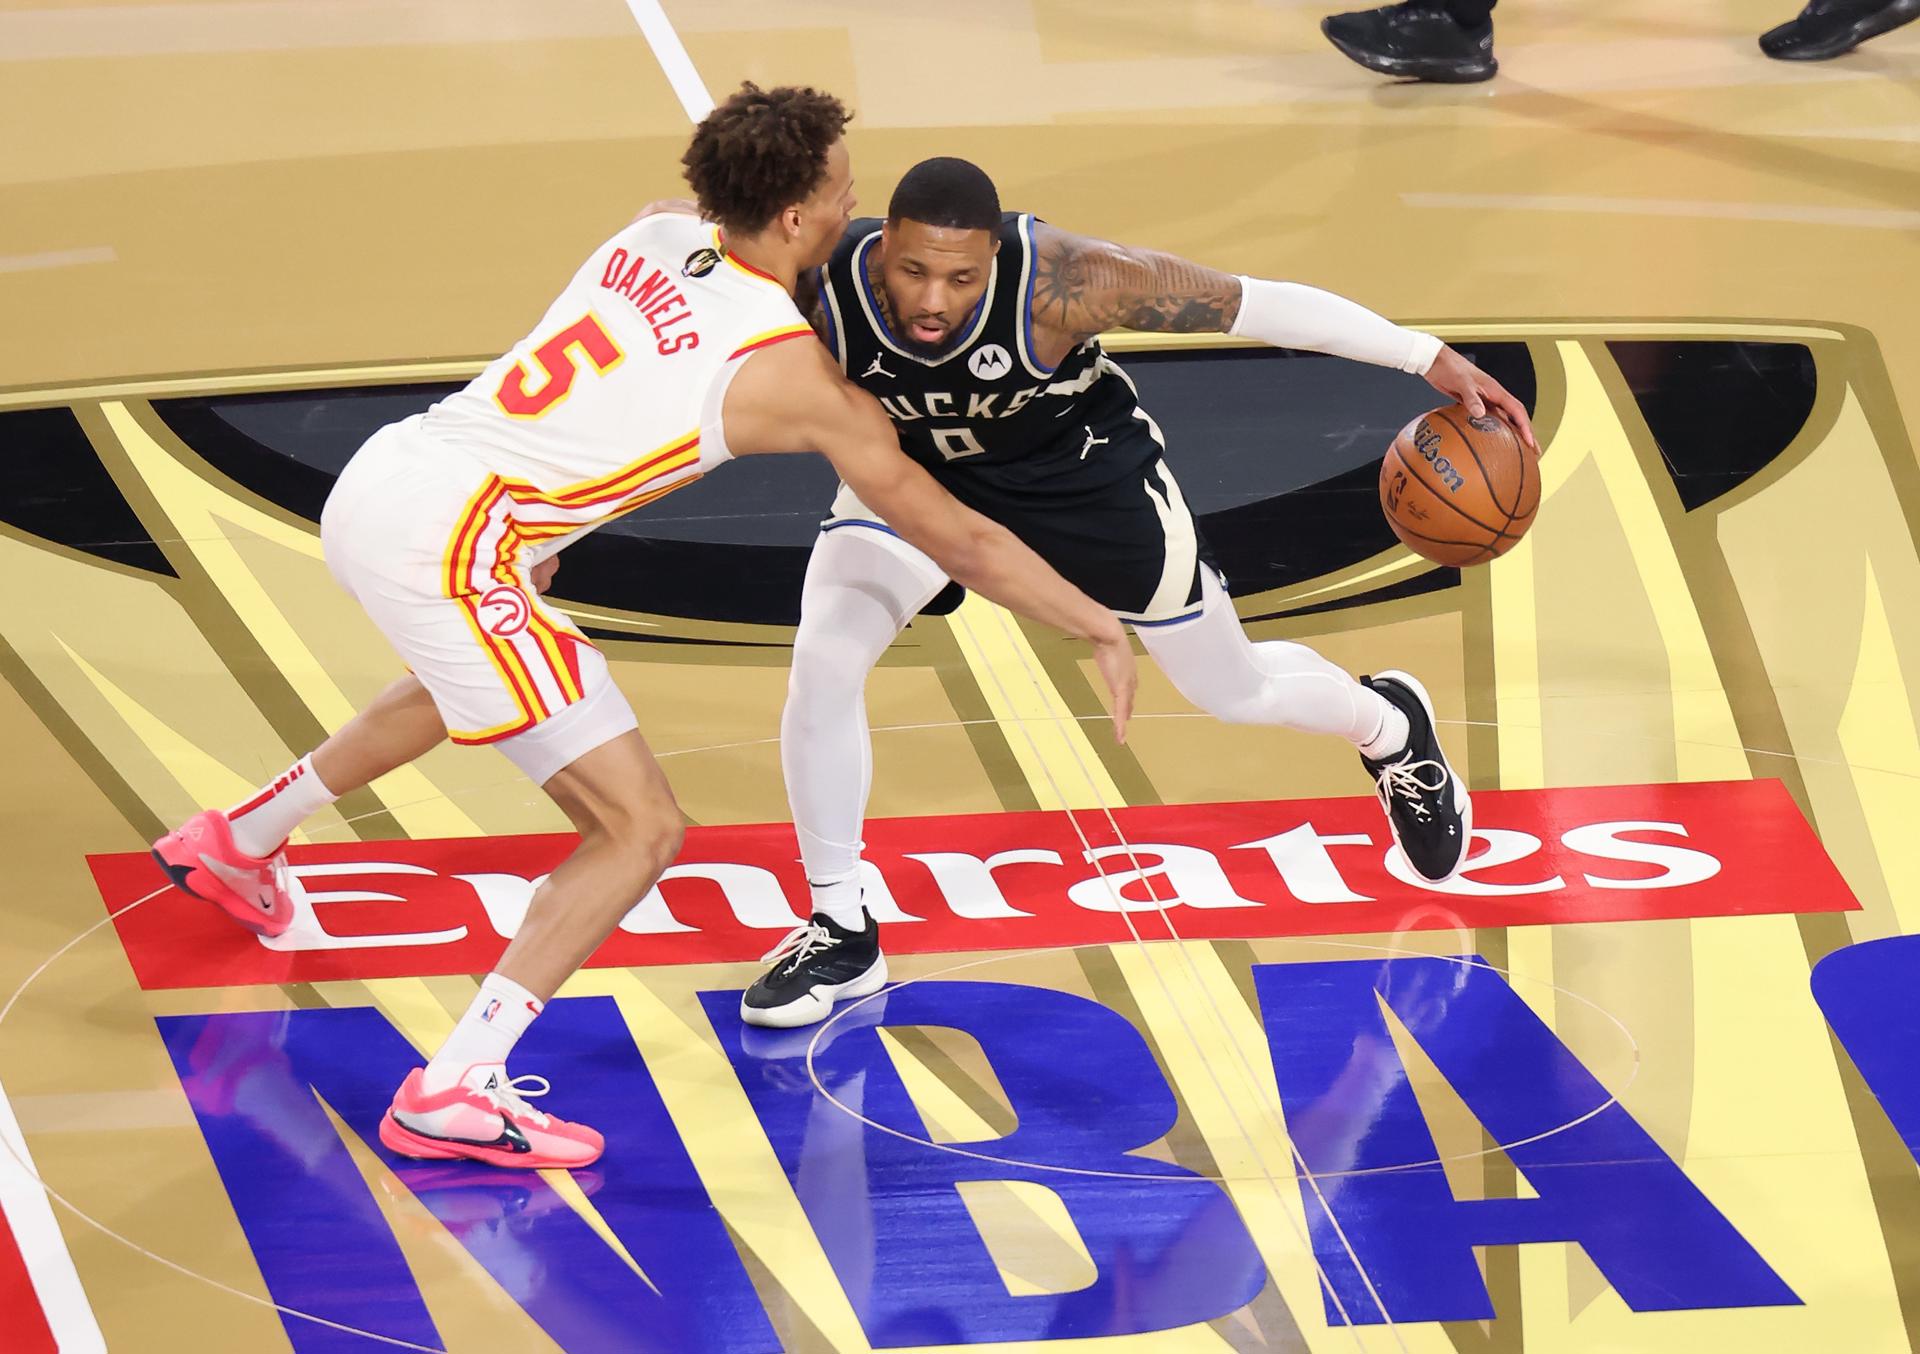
[681,83,852,235]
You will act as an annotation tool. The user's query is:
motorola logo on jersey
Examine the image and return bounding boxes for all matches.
[477,585,531,637]
[968,343,1013,381]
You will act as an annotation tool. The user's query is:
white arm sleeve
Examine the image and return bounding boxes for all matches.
[1228,276,1443,376]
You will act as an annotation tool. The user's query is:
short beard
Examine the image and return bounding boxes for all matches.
[899,321,954,356]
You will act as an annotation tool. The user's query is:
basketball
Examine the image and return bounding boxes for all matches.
[1379,404,1540,567]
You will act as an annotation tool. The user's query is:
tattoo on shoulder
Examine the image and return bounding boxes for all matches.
[1030,239,1092,334]
[1032,231,1242,339]
[795,269,829,338]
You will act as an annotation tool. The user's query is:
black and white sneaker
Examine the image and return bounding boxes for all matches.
[1360,670,1473,883]
[740,911,888,1029]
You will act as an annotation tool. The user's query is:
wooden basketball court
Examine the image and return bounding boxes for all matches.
[3,1,1919,1350]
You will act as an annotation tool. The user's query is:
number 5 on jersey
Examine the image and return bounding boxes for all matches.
[495,314,625,419]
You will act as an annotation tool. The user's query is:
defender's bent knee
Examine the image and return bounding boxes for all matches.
[580,801,683,888]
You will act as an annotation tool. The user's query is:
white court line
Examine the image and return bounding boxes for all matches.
[1403,192,1920,231]
[958,603,1402,1348]
[804,936,1641,1186]
[0,889,446,1352]
[0,1071,108,1353]
[0,247,116,274]
[622,0,714,121]
[623,7,1402,1339]
[614,0,1397,1329]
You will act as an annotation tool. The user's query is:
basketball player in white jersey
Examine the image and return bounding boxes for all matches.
[739,157,1535,1028]
[150,87,1137,1169]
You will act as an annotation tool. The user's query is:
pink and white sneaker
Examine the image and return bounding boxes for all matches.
[151,809,294,938]
[379,1066,604,1170]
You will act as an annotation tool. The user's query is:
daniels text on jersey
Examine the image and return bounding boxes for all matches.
[599,249,702,356]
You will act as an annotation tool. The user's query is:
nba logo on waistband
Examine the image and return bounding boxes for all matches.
[482,998,502,1022]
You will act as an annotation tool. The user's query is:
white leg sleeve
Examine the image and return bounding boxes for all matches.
[1138,571,1394,744]
[781,528,950,894]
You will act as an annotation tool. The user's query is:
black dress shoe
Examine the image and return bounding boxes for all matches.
[1322,1,1497,82]
[1760,0,1918,58]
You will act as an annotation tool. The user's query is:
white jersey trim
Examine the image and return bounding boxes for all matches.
[849,229,999,367]
[820,270,851,369]
[698,352,754,464]
[1139,458,1200,622]
[1013,213,1060,382]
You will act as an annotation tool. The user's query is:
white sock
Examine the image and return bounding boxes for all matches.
[809,875,868,931]
[1356,697,1412,761]
[227,756,337,858]
[423,973,544,1094]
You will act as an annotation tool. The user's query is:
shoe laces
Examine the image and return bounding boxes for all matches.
[478,1073,553,1128]
[759,920,836,975]
[1375,755,1449,821]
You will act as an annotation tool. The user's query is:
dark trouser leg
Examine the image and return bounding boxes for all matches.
[1446,0,1496,29]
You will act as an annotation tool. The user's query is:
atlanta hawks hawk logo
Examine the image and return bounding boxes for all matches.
[478,585,532,637]
[968,343,1013,381]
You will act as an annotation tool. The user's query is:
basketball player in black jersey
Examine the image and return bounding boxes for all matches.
[741,157,1536,1028]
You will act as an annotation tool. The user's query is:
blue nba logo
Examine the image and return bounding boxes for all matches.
[481,998,501,1022]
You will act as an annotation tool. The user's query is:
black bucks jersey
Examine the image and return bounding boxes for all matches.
[815,212,1214,625]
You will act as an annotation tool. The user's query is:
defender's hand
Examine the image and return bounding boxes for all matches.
[531,556,560,595]
[1425,346,1538,452]
[1090,628,1137,745]
[630,198,701,224]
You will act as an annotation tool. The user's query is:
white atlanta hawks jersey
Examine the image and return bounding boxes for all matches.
[417,211,815,549]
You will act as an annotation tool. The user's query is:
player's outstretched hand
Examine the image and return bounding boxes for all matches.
[1091,630,1137,744]
[1424,346,1539,453]
[531,555,559,595]
[629,198,702,225]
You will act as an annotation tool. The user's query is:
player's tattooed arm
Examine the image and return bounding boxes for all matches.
[1029,223,1242,340]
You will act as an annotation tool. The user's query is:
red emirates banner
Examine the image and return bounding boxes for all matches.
[91,780,1854,991]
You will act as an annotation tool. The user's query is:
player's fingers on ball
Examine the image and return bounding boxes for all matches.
[1497,392,1538,449]
[1514,407,1540,452]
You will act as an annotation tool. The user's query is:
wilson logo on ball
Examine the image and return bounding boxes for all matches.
[1411,419,1466,491]
[1381,403,1540,567]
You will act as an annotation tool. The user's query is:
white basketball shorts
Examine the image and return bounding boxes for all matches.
[320,420,637,785]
